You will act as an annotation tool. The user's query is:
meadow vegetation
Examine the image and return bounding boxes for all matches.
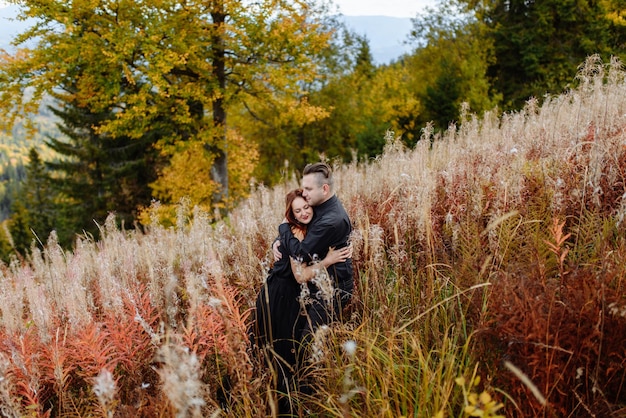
[0,55,625,417]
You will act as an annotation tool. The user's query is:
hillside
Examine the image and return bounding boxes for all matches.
[0,55,623,416]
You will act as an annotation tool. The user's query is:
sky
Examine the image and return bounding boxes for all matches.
[0,1,436,16]
[333,0,435,17]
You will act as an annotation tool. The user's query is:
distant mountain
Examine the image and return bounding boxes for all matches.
[0,5,412,64]
[340,15,414,65]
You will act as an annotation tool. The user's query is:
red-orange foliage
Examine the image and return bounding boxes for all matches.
[68,324,119,381]
[0,281,167,416]
[181,303,225,364]
[477,253,626,417]
[0,329,49,416]
[100,284,161,411]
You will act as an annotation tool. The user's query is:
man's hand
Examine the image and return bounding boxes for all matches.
[272,239,282,261]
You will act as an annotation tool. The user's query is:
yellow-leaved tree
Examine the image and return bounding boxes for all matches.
[0,0,336,218]
[142,128,258,225]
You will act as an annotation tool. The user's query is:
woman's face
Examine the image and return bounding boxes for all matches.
[291,196,313,225]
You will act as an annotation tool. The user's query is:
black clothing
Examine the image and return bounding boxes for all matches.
[250,234,304,410]
[278,194,353,293]
[278,194,353,343]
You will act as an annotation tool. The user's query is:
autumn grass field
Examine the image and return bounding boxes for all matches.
[1,54,626,417]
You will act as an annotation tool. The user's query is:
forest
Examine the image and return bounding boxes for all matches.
[0,0,624,259]
[0,0,622,260]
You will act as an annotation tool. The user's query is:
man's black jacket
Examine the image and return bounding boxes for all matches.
[278,194,353,289]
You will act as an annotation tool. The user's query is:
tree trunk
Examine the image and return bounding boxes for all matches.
[211,8,229,208]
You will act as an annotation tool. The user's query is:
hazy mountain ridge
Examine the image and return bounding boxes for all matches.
[0,5,413,64]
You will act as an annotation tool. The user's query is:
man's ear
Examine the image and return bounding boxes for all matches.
[323,183,330,195]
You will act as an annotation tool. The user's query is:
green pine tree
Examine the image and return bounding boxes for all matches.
[421,58,463,132]
[480,0,617,109]
[8,147,55,254]
[0,220,14,263]
[45,91,158,241]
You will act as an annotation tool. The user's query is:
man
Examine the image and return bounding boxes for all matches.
[273,162,354,339]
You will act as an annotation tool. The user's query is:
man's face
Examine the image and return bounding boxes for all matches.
[302,173,326,206]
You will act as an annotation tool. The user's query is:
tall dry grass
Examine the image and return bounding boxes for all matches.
[0,54,625,416]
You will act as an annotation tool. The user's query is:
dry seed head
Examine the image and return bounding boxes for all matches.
[608,302,626,318]
[311,266,336,307]
[343,340,357,358]
[309,325,330,364]
[208,296,223,309]
[93,368,116,409]
[299,282,311,306]
[156,343,206,418]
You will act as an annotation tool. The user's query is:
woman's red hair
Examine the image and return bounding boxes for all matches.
[284,188,307,233]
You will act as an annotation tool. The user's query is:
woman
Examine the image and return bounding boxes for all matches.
[251,189,350,411]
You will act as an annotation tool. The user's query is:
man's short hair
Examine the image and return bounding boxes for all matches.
[303,162,334,189]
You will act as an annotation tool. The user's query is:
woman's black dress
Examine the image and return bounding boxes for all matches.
[251,239,304,396]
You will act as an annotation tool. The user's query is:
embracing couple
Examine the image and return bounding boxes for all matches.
[251,162,354,416]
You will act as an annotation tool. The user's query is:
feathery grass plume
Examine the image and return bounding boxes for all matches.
[133,209,182,319]
[20,261,54,342]
[608,302,626,318]
[59,238,97,327]
[22,230,93,336]
[92,368,117,417]
[308,325,330,365]
[181,207,215,313]
[310,265,336,308]
[156,342,206,418]
[0,261,25,335]
[350,222,384,320]
[87,216,128,318]
[338,339,364,416]
[230,183,292,256]
[298,278,311,308]
[0,353,22,417]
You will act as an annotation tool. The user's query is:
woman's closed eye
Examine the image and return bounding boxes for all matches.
[294,206,309,214]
